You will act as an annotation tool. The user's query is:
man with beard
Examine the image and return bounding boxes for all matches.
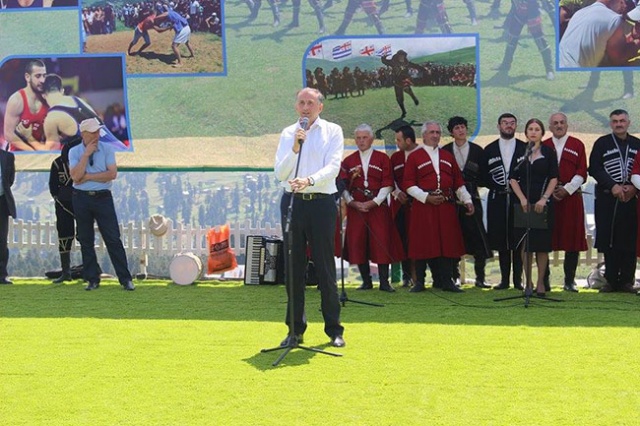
[3,60,53,151]
[541,113,588,292]
[482,113,527,291]
[588,109,639,294]
[443,116,492,288]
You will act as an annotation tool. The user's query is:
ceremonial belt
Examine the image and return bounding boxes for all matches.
[429,188,456,203]
[352,187,379,200]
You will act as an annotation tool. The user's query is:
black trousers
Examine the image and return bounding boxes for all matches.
[280,193,343,338]
[603,248,636,290]
[0,196,9,279]
[498,249,522,287]
[73,190,131,284]
[55,198,76,253]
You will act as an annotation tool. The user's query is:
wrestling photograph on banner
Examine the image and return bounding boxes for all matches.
[0,55,132,154]
[81,0,224,75]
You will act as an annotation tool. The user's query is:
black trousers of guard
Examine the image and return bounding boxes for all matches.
[280,193,343,339]
[55,198,76,253]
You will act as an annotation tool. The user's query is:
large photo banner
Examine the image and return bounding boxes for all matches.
[1,0,639,171]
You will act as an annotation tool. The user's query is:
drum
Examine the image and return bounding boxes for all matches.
[170,252,203,285]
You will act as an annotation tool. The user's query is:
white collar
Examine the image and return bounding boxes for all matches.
[552,134,569,145]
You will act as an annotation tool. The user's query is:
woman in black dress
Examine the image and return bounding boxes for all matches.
[510,118,558,296]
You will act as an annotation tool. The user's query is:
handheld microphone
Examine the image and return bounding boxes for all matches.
[298,117,309,145]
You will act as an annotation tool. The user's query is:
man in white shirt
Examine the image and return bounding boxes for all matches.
[274,88,345,348]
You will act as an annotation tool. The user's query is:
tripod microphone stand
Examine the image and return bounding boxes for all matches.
[261,119,342,366]
[335,196,384,307]
[494,142,562,307]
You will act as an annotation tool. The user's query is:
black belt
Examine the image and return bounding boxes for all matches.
[490,188,511,195]
[292,192,331,201]
[75,189,111,197]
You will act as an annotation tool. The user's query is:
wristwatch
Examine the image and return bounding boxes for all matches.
[308,176,315,186]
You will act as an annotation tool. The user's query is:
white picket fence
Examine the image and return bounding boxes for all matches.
[8,218,282,257]
[7,218,602,279]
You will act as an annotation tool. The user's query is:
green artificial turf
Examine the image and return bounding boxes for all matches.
[1,279,639,425]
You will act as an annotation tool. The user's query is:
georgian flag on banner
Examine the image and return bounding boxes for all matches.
[332,41,352,60]
[375,44,392,57]
[308,42,323,58]
[359,44,375,56]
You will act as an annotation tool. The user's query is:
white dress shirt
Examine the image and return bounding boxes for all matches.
[274,117,344,194]
[498,137,516,178]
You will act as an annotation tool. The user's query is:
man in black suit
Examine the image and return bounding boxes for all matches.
[0,149,16,284]
[482,113,527,290]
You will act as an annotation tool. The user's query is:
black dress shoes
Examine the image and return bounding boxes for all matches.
[0,278,13,285]
[85,281,100,291]
[475,281,491,289]
[563,282,579,293]
[620,284,638,294]
[409,283,425,292]
[514,283,524,291]
[379,283,396,293]
[280,334,303,347]
[330,335,346,347]
[356,282,373,290]
[52,273,73,284]
[443,285,464,293]
[493,282,509,290]
[122,281,135,291]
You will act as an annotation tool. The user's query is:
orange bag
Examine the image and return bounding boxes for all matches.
[207,225,238,274]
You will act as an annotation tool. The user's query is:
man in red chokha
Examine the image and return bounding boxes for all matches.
[339,124,400,293]
[542,112,588,293]
[403,120,474,293]
[390,124,420,288]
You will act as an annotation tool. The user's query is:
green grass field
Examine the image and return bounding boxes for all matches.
[1,279,639,425]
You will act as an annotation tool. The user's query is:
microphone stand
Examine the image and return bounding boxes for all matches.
[261,126,342,366]
[494,142,561,307]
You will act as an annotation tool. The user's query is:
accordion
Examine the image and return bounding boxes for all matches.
[244,236,284,285]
